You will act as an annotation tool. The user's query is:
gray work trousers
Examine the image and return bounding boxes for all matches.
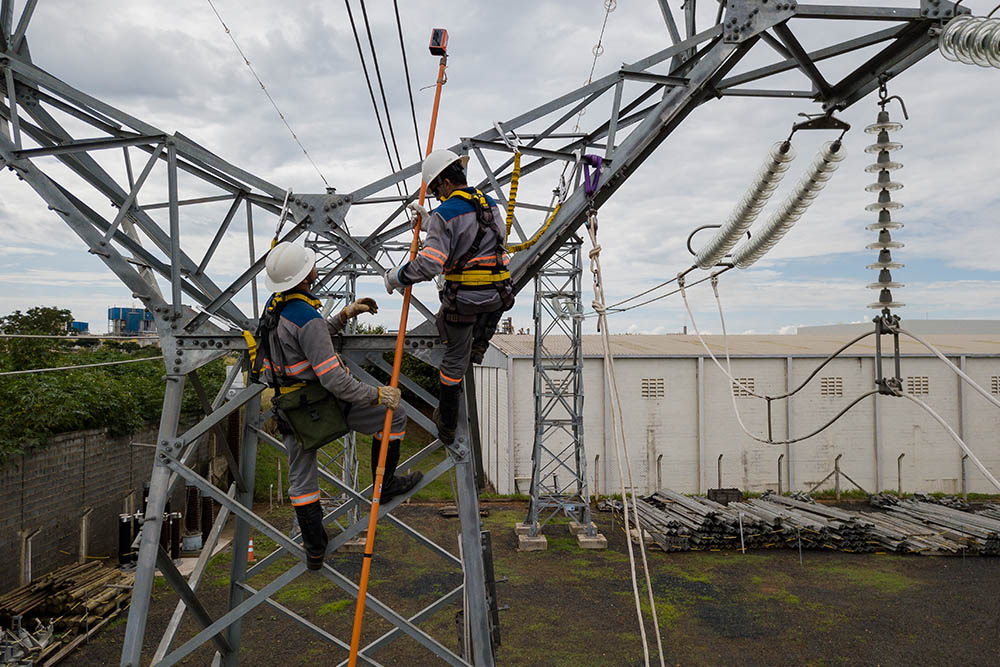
[437,308,503,386]
[286,399,406,505]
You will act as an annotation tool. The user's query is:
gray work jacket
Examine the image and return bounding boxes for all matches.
[400,188,510,312]
[261,292,378,406]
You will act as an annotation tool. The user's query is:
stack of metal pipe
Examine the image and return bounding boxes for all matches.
[629,489,1000,556]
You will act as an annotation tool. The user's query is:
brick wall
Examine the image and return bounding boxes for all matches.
[0,426,211,594]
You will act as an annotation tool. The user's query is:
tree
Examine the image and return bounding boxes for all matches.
[0,307,74,335]
[0,306,74,372]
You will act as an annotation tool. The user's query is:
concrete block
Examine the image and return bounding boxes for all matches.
[576,533,608,550]
[567,521,599,536]
[513,522,534,536]
[517,534,547,552]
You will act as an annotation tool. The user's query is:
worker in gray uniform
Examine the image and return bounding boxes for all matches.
[260,242,421,570]
[384,149,514,445]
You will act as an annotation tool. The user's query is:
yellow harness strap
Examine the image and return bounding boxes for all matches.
[443,269,512,285]
[277,382,308,395]
[242,330,258,364]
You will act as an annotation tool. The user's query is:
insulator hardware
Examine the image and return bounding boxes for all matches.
[865,103,905,310]
[730,140,844,269]
[694,140,796,269]
[939,16,1000,69]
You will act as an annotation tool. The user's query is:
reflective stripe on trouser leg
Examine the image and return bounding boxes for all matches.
[284,433,320,503]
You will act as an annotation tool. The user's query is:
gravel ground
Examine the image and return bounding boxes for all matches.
[66,501,1000,666]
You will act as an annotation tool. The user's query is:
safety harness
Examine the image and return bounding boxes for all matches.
[248,291,322,393]
[439,188,515,324]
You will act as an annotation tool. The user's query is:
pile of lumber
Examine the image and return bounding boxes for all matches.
[0,562,133,665]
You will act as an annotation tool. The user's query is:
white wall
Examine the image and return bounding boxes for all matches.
[477,353,1000,496]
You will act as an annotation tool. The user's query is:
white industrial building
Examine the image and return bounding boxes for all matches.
[472,333,1000,497]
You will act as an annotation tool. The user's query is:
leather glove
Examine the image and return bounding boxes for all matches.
[407,202,430,228]
[384,263,408,295]
[373,385,401,410]
[342,297,378,319]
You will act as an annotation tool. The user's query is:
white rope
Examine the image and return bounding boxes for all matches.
[586,210,664,667]
[901,394,1000,493]
[0,356,164,377]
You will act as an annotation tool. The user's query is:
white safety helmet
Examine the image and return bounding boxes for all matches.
[264,242,316,292]
[421,149,470,188]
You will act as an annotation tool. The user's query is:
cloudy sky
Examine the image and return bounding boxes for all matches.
[2,0,999,335]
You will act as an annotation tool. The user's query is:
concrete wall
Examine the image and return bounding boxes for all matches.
[478,353,1000,497]
[0,425,207,594]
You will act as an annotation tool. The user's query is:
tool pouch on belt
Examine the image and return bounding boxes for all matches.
[272,384,349,452]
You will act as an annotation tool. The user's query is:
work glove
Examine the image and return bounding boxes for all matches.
[384,263,408,295]
[407,202,430,229]
[373,385,401,410]
[342,297,378,319]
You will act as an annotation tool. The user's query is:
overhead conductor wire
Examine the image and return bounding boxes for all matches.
[586,211,665,667]
[344,0,406,196]
[205,0,331,188]
[392,0,423,158]
[0,356,165,377]
[358,0,407,175]
[679,275,878,445]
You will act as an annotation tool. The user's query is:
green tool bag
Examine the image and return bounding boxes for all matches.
[272,383,349,452]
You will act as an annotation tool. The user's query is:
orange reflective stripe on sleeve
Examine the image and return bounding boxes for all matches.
[314,355,341,376]
[418,248,446,266]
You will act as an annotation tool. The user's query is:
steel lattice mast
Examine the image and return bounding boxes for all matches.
[0,1,966,664]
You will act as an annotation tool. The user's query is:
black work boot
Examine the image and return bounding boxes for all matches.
[293,500,329,571]
[371,438,401,486]
[434,382,462,445]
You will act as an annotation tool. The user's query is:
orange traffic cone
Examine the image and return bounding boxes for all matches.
[247,538,255,563]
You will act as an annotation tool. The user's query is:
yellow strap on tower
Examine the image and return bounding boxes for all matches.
[504,151,521,241]
[507,202,561,253]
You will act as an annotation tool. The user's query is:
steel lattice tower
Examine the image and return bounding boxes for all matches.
[523,237,599,542]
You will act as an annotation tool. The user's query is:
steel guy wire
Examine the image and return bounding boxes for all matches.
[344,0,406,198]
[392,0,423,160]
[205,0,331,189]
[0,355,165,377]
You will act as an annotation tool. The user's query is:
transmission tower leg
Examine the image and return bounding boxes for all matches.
[121,378,189,666]
[454,390,496,667]
[522,238,602,549]
[222,392,262,667]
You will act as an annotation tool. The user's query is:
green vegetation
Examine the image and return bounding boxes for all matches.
[0,306,225,463]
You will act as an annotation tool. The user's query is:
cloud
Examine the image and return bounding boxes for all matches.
[4,1,999,336]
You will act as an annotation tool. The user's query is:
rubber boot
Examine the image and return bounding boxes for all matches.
[293,500,328,571]
[433,382,462,445]
[373,440,423,502]
[371,438,401,487]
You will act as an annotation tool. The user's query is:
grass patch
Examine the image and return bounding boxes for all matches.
[818,563,917,594]
[317,599,353,615]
